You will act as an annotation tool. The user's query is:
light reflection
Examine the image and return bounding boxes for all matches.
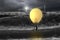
[31,38,42,40]
[24,6,30,12]
[25,6,29,10]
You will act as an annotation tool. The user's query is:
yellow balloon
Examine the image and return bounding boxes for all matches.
[29,8,43,24]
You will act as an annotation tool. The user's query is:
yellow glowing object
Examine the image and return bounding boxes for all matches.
[31,38,42,40]
[29,8,43,24]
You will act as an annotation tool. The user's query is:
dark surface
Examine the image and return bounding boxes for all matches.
[0,28,60,39]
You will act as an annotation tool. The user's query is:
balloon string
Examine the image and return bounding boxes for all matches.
[35,24,38,31]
